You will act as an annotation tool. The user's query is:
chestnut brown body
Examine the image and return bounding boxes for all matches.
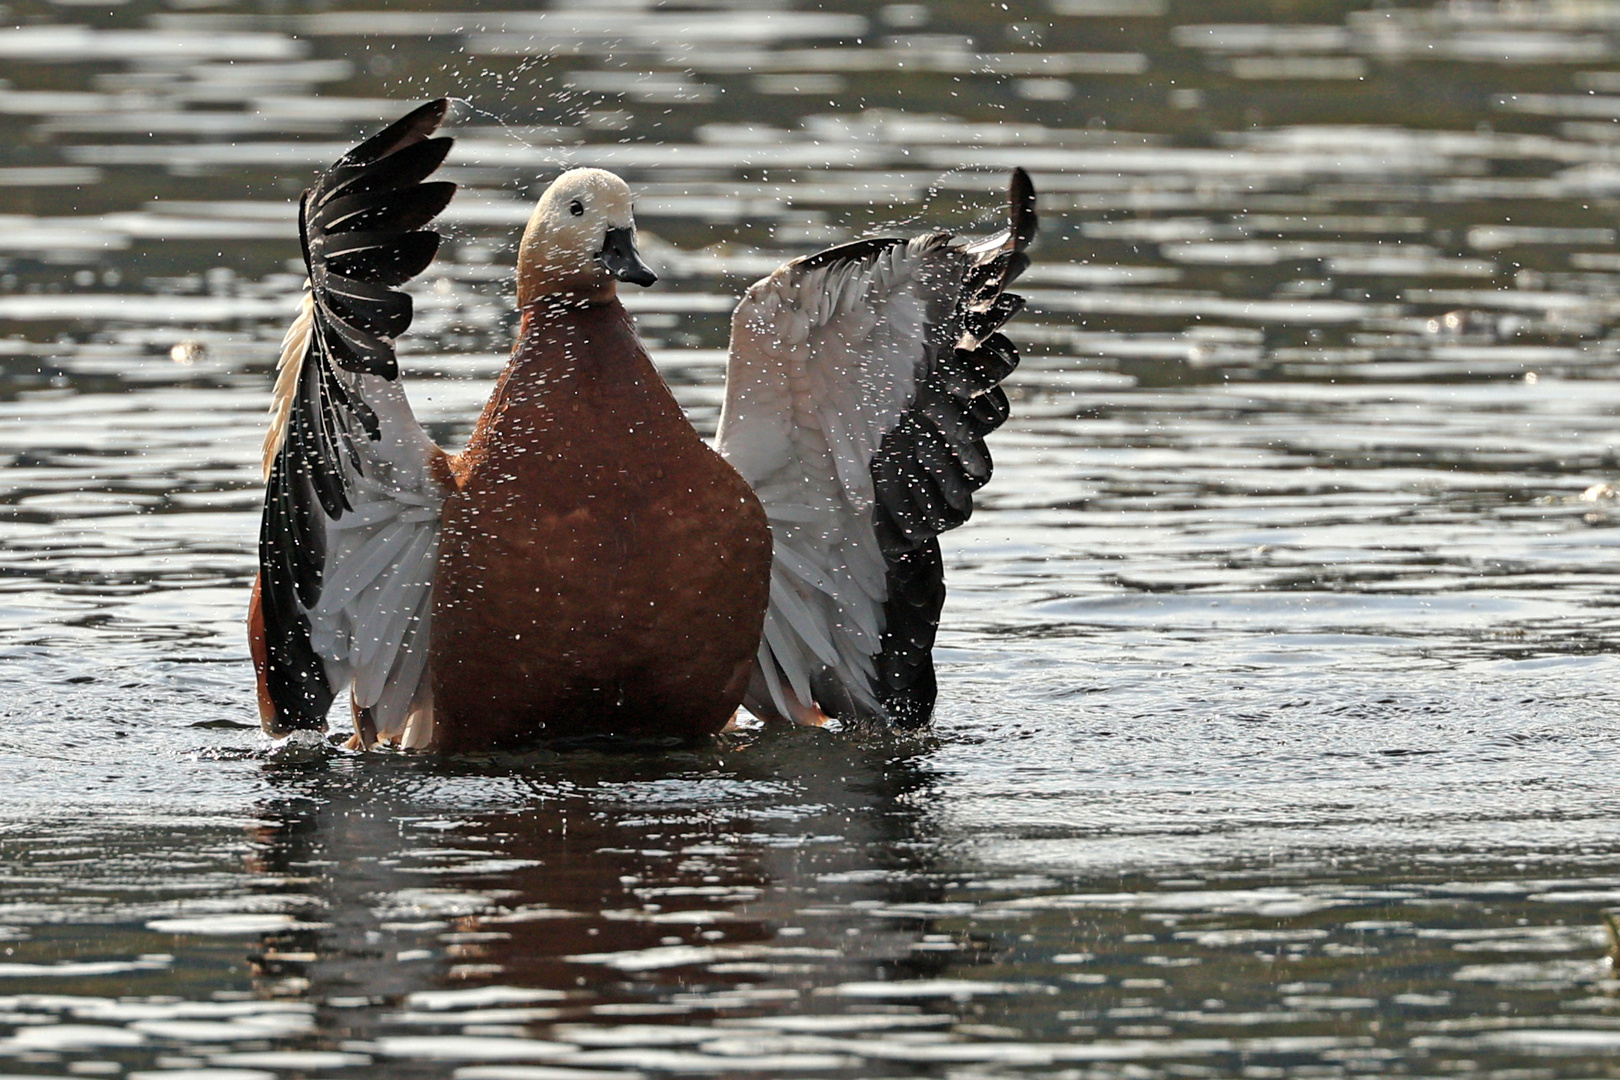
[430,299,772,748]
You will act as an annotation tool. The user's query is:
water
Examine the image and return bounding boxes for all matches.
[4,0,1620,1075]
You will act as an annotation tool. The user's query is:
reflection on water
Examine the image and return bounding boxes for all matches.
[5,0,1620,1076]
[4,743,1620,1076]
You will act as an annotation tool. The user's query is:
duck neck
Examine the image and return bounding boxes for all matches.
[517,285,617,324]
[457,298,643,482]
[507,294,646,391]
[516,258,618,309]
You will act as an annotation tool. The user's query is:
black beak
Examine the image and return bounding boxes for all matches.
[599,226,657,287]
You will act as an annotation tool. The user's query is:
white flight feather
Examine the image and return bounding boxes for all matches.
[766,571,841,668]
[372,600,433,735]
[772,539,835,593]
[314,516,416,620]
[720,238,959,724]
[398,693,436,750]
[355,524,437,675]
[761,602,814,707]
[754,639,792,721]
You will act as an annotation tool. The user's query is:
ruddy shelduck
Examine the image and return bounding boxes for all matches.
[250,99,1036,750]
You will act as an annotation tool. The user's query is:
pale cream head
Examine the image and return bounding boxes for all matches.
[516,167,654,307]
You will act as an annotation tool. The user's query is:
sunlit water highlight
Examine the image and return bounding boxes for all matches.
[3,0,1620,1077]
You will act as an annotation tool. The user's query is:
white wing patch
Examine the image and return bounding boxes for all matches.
[718,238,959,724]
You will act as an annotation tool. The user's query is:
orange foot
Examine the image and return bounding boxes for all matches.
[792,703,833,727]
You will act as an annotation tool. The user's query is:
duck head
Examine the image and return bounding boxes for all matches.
[517,167,657,308]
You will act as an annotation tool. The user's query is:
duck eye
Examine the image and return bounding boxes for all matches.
[569,199,584,217]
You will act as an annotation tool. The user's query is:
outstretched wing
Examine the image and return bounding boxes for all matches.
[718,169,1036,728]
[252,99,457,749]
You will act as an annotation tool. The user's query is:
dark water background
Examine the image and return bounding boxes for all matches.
[3,0,1620,1076]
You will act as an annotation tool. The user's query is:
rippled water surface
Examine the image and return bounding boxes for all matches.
[4,0,1620,1076]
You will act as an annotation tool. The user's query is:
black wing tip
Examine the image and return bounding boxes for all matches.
[414,96,452,125]
[863,175,1036,728]
[1008,167,1037,251]
[880,678,936,729]
[396,97,452,139]
[258,451,337,727]
[344,98,453,167]
[794,235,907,272]
[304,106,458,377]
[872,538,945,728]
